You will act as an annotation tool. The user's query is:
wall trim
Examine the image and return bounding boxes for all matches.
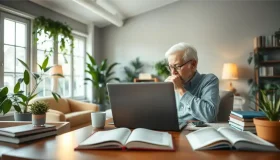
[0,4,35,19]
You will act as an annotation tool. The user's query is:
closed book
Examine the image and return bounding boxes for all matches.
[0,124,56,137]
[229,114,253,122]
[230,111,265,119]
[229,122,256,133]
[75,128,174,151]
[229,117,255,127]
[0,130,57,144]
[186,127,278,151]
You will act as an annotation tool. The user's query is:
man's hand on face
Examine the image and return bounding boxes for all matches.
[165,75,185,93]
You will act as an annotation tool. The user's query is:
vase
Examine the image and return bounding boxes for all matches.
[14,112,32,121]
[254,118,280,148]
[32,114,46,126]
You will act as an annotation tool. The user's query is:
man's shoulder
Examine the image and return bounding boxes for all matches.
[201,73,219,81]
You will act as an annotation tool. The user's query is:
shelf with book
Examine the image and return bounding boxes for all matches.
[252,36,280,110]
[254,47,280,53]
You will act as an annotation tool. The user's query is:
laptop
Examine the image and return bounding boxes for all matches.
[107,82,187,131]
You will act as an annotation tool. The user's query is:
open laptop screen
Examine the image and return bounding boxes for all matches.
[107,82,183,131]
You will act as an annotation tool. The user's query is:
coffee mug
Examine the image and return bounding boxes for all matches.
[91,112,106,128]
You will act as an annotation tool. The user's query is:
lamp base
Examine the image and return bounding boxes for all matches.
[228,82,238,95]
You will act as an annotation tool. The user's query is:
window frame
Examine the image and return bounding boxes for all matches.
[0,11,31,93]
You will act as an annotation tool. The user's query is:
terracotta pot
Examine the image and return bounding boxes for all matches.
[32,114,46,127]
[253,118,280,148]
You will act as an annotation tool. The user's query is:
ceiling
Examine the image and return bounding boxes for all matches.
[29,0,179,28]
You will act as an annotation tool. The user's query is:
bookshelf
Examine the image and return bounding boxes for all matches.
[253,46,280,110]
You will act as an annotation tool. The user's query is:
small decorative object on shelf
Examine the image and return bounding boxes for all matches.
[30,101,49,127]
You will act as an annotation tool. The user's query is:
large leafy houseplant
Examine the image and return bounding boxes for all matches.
[253,89,280,147]
[85,53,120,105]
[33,16,74,60]
[258,90,280,121]
[123,57,144,82]
[0,57,62,115]
[155,59,170,81]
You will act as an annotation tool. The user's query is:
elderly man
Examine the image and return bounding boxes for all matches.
[165,42,220,123]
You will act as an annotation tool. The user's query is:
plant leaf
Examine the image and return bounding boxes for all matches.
[51,74,64,78]
[42,57,49,70]
[17,58,30,71]
[106,63,119,77]
[0,87,8,98]
[87,53,96,66]
[18,94,28,102]
[23,70,30,85]
[32,73,40,80]
[52,92,58,102]
[44,66,53,73]
[13,105,22,112]
[1,99,12,114]
[100,59,108,71]
[14,82,20,93]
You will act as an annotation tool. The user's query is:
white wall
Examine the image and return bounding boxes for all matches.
[101,0,280,108]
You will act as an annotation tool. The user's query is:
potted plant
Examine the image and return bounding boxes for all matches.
[0,57,62,121]
[155,59,170,81]
[84,53,120,111]
[253,89,280,147]
[30,101,49,126]
[123,57,144,82]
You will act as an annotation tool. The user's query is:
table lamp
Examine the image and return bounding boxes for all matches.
[222,63,238,95]
[50,65,63,93]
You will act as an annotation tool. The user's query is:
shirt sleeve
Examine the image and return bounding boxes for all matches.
[179,75,220,122]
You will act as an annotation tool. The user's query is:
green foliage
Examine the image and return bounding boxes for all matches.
[258,90,280,121]
[155,59,170,80]
[30,101,49,115]
[85,53,120,104]
[123,57,144,82]
[0,57,63,114]
[33,16,74,59]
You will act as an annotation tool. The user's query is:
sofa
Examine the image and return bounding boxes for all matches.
[30,97,98,130]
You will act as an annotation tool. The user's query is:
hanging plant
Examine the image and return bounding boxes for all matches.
[33,16,74,59]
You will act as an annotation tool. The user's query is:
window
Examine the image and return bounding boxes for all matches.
[36,31,54,97]
[57,35,86,99]
[36,33,86,99]
[0,12,30,93]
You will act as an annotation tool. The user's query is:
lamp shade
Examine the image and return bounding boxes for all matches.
[50,65,63,77]
[222,63,238,80]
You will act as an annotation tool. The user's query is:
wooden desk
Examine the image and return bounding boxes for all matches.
[2,120,280,160]
[0,121,70,159]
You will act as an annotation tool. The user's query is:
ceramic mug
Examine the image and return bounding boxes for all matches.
[91,112,106,128]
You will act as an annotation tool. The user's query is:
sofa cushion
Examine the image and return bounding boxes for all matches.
[65,110,92,128]
[30,97,71,114]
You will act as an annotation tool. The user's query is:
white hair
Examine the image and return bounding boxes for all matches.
[165,42,198,61]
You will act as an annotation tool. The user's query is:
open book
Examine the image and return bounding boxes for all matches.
[186,127,279,152]
[75,128,174,151]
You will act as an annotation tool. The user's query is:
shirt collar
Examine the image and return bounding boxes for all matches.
[184,71,201,88]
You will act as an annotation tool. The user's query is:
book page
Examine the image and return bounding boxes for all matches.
[218,127,276,148]
[186,127,231,150]
[79,128,131,146]
[125,128,171,147]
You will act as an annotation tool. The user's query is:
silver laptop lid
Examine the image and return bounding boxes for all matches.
[107,82,182,131]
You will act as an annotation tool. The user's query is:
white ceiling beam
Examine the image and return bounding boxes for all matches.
[72,0,124,27]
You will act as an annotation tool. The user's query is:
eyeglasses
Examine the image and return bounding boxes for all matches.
[167,59,193,72]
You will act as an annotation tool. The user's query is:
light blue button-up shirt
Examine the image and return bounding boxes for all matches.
[175,71,220,123]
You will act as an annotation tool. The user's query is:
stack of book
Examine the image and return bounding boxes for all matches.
[0,124,57,144]
[229,111,265,133]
